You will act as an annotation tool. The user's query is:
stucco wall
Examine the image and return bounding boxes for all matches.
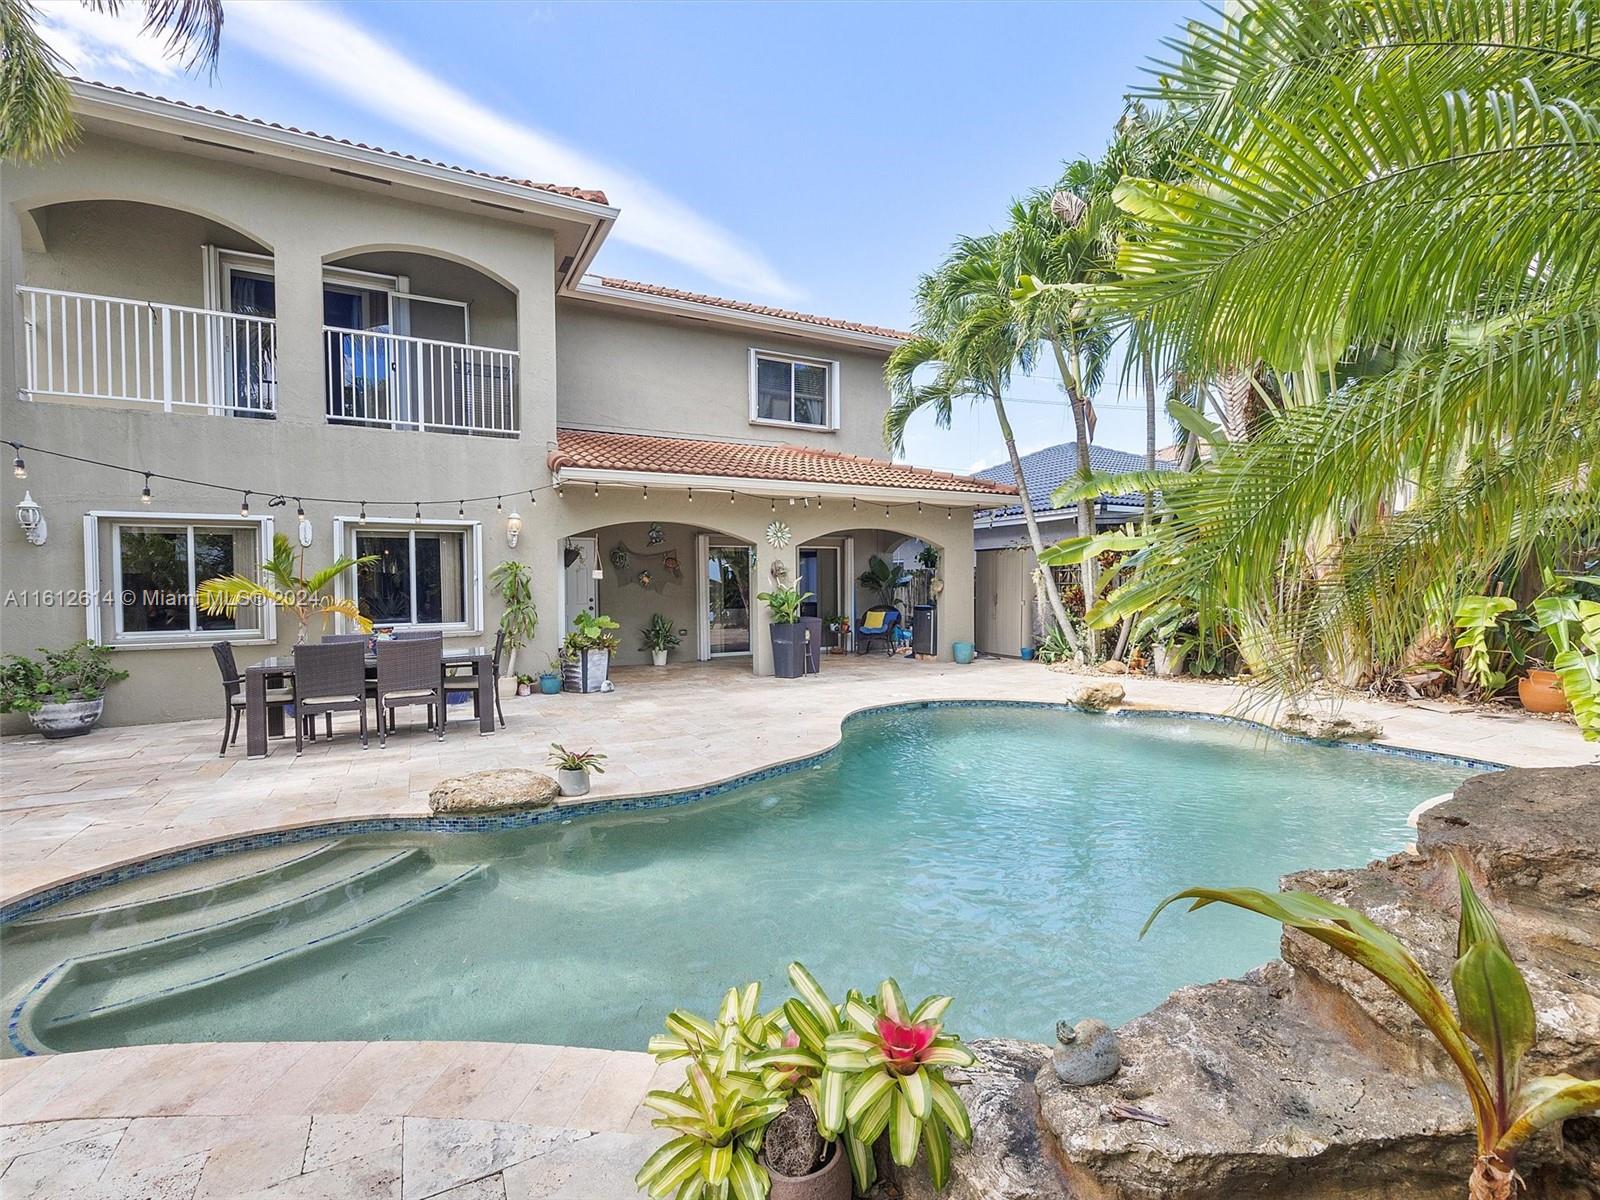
[582,520,699,668]
[554,303,895,457]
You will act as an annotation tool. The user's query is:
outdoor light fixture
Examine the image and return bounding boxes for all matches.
[11,445,25,479]
[506,510,523,548]
[15,491,46,546]
[140,473,152,505]
[240,491,251,518]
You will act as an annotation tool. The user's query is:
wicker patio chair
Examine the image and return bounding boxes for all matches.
[211,642,293,757]
[376,635,445,748]
[291,641,369,754]
[322,633,369,644]
[392,629,440,641]
[446,627,505,728]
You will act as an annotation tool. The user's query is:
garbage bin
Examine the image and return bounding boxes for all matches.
[912,604,937,657]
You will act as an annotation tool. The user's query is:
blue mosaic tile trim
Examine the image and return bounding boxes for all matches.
[0,701,1503,928]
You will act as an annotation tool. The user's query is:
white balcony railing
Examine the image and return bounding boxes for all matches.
[17,286,277,415]
[323,327,519,437]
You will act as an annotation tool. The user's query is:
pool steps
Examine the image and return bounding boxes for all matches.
[8,843,344,936]
[11,841,490,1054]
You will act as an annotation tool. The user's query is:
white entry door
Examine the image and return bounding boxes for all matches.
[563,537,598,631]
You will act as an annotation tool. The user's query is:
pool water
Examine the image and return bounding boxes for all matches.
[2,708,1476,1055]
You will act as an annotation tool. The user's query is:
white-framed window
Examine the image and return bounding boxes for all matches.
[83,512,275,647]
[333,517,483,632]
[749,349,840,430]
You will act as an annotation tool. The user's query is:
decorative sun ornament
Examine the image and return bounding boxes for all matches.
[765,520,792,548]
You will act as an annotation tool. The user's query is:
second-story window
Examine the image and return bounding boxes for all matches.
[750,351,838,429]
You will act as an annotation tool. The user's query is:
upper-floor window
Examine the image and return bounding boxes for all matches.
[749,350,839,430]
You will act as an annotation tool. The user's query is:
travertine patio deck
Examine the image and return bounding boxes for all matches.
[0,656,1591,1198]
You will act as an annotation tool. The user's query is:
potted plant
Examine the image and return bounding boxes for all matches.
[758,585,813,680]
[638,962,976,1200]
[562,612,620,693]
[0,641,129,739]
[548,743,605,797]
[514,673,535,697]
[824,613,852,654]
[489,559,538,679]
[640,612,680,668]
[538,654,564,695]
[197,533,372,643]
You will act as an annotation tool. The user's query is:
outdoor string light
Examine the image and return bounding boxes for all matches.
[10,444,25,479]
[240,491,251,518]
[140,473,152,504]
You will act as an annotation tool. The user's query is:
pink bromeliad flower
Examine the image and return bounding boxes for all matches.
[877,1015,939,1073]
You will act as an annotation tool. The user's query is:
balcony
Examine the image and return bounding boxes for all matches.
[323,327,519,437]
[17,286,276,416]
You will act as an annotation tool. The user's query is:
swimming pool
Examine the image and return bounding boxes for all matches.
[1,706,1480,1055]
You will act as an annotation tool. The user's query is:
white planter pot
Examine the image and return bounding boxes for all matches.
[30,697,104,740]
[650,648,668,668]
[556,768,590,797]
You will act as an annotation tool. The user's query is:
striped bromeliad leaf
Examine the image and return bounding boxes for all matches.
[648,982,782,1075]
[1146,864,1600,1200]
[635,1062,785,1200]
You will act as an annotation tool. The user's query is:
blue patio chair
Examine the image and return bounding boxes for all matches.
[855,606,901,655]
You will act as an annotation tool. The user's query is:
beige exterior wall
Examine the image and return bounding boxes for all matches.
[554,303,895,458]
[0,125,978,730]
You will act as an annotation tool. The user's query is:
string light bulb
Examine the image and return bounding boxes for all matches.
[946,508,952,520]
[688,487,694,503]
[496,496,503,512]
[360,500,367,520]
[530,490,538,507]
[642,484,649,499]
[770,498,776,512]
[295,497,305,519]
[240,491,251,518]
[414,501,422,522]
[729,490,735,503]
[593,483,599,497]
[140,473,152,504]
[788,496,795,506]
[11,445,26,479]
[458,500,465,518]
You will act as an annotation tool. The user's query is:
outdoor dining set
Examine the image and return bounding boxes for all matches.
[212,630,505,758]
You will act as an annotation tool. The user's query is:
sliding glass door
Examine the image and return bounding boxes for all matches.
[707,544,753,655]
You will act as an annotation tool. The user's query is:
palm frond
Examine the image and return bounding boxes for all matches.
[0,0,76,159]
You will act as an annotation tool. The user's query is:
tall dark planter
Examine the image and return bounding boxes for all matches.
[770,623,805,679]
[801,616,823,675]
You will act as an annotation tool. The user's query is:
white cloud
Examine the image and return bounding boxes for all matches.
[37,0,799,300]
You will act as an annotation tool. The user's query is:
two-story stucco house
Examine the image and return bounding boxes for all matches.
[0,81,1015,725]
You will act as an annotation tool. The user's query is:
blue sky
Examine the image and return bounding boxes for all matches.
[40,0,1198,473]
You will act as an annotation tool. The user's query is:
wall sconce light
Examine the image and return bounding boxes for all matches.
[505,510,523,548]
[15,491,46,546]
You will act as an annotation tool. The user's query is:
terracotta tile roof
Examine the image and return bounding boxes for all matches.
[549,429,1018,496]
[590,278,912,341]
[73,79,610,206]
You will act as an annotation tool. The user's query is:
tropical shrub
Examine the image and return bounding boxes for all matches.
[1144,867,1600,1199]
[756,586,811,625]
[1452,596,1520,696]
[856,556,910,608]
[1534,596,1600,740]
[488,560,537,673]
[0,641,128,714]
[641,613,682,653]
[563,611,620,657]
[197,533,372,644]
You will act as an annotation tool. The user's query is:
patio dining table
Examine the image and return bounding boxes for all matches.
[244,646,497,757]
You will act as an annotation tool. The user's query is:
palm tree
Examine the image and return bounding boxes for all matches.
[2,0,224,160]
[1068,0,1600,695]
[196,534,372,645]
[884,236,1083,655]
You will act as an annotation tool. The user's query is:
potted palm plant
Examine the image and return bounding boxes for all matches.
[489,559,538,679]
[562,612,620,693]
[548,743,605,797]
[640,612,680,667]
[197,533,372,643]
[0,641,128,738]
[758,585,812,680]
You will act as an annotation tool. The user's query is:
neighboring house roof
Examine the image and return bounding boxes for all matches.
[972,442,1175,519]
[586,278,912,342]
[548,429,1018,499]
[71,79,610,204]
[1154,444,1184,463]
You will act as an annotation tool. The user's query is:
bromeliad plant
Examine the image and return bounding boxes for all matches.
[635,1061,787,1200]
[639,964,976,1198]
[1144,867,1600,1200]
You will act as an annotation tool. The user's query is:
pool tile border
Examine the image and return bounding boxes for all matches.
[0,701,1503,929]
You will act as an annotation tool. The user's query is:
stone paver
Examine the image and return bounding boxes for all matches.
[0,1044,666,1200]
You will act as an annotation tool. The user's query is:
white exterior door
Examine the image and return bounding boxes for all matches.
[563,537,598,632]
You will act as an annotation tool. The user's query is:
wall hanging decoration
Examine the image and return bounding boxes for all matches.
[646,522,665,545]
[765,520,792,548]
[609,544,631,572]
[663,552,680,573]
[637,570,652,588]
[605,539,685,594]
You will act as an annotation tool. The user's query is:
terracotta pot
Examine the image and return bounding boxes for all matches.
[1518,669,1569,714]
[767,1141,851,1200]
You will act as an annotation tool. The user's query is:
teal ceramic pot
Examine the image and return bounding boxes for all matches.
[1020,646,1035,661]
[952,641,976,664]
[538,672,562,695]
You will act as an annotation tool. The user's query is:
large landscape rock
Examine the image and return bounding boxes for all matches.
[1070,682,1126,711]
[428,768,560,815]
[907,765,1600,1200]
[1276,709,1384,742]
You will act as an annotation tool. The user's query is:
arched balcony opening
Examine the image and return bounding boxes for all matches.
[320,248,519,438]
[16,199,277,417]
